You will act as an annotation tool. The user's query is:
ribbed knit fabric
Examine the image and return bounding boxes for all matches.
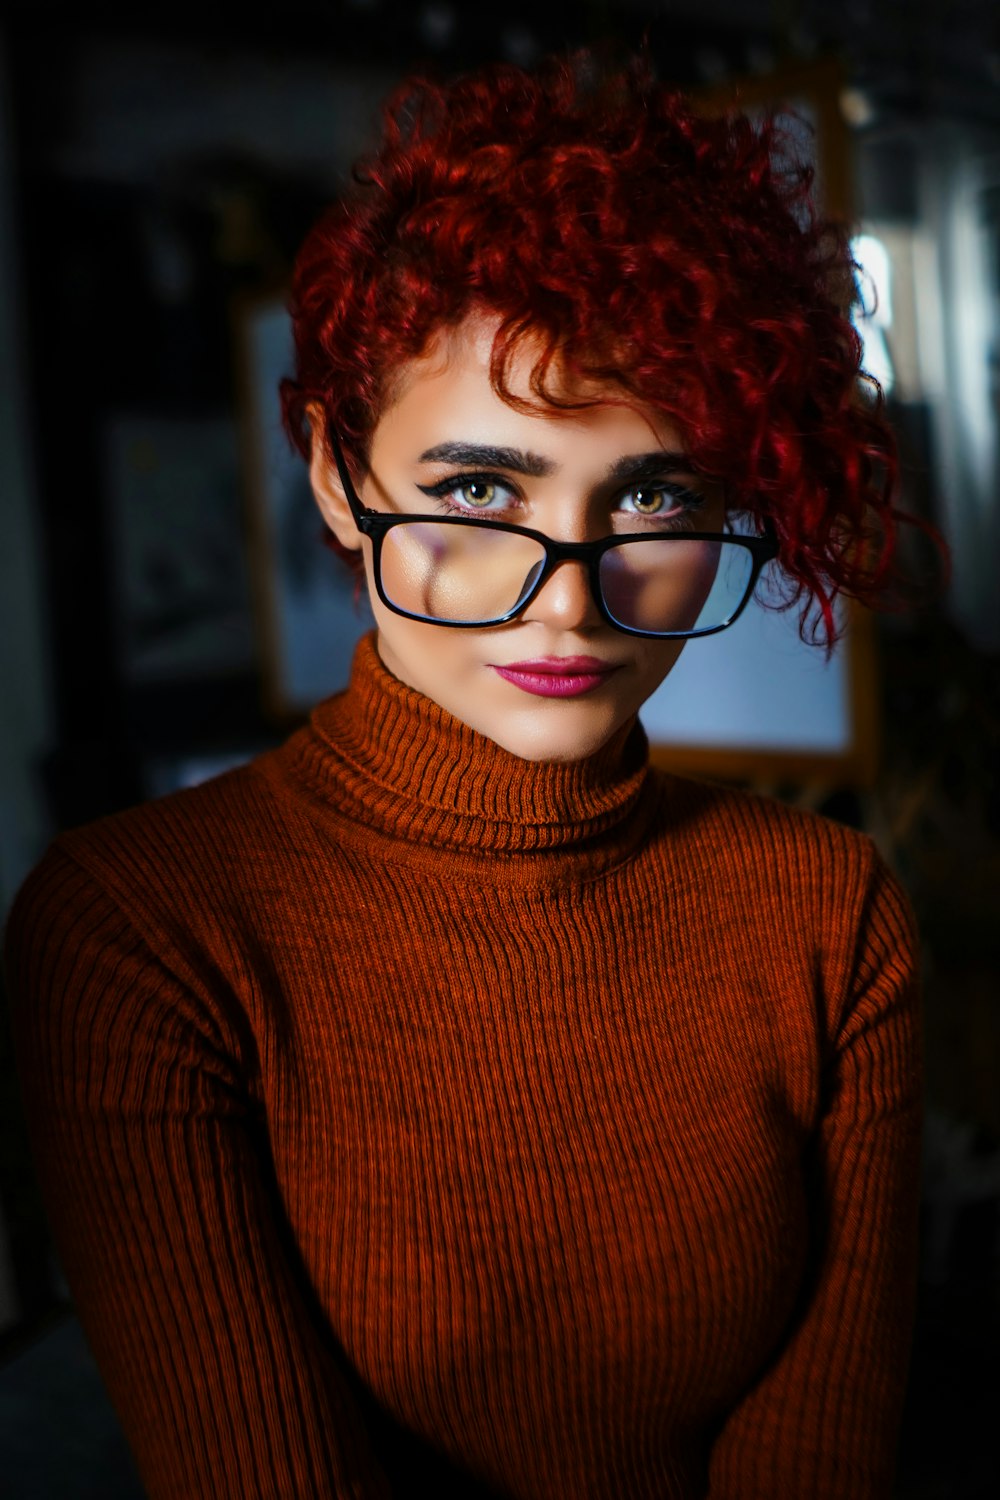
[4,631,922,1500]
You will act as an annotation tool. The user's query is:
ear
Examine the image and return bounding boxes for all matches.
[306,403,364,555]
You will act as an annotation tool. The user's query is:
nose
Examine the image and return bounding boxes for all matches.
[522,556,603,630]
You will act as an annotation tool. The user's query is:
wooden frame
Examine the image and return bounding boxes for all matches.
[103,413,257,687]
[646,602,880,787]
[695,55,853,220]
[234,288,374,723]
[234,59,879,783]
[642,55,879,787]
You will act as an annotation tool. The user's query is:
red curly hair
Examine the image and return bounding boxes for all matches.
[281,51,917,648]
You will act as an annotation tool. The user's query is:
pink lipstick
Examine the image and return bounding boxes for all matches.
[492,656,620,698]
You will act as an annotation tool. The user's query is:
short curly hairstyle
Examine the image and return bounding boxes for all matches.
[280,51,918,648]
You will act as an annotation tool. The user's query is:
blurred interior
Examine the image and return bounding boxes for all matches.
[0,3,998,1496]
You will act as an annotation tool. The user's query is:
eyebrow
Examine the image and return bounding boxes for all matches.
[418,442,556,476]
[605,450,693,481]
[417,443,694,483]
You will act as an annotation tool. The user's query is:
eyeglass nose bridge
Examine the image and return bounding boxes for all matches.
[513,536,608,619]
[538,535,602,562]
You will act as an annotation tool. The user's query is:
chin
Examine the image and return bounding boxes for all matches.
[484,710,628,764]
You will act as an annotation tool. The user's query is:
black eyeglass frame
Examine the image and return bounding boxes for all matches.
[329,431,780,640]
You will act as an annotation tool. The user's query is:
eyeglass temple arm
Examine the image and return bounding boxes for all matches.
[328,431,373,523]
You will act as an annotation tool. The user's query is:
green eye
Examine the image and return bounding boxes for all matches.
[460,480,496,507]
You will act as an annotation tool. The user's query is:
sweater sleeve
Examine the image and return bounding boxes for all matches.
[3,842,393,1500]
[706,847,923,1500]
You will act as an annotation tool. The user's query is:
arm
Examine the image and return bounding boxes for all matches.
[4,843,393,1500]
[707,851,922,1500]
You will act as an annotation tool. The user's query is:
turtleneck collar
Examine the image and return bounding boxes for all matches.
[270,632,657,885]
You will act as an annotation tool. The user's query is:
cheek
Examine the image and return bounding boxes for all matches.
[370,589,472,677]
[638,640,687,688]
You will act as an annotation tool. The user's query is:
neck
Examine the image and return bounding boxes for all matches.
[271,632,659,887]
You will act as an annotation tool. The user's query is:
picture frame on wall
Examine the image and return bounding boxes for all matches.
[637,54,878,787]
[235,61,878,784]
[104,414,258,687]
[235,290,375,722]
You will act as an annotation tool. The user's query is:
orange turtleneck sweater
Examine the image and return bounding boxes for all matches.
[4,632,921,1500]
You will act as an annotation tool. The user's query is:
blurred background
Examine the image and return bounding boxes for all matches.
[0,2,997,1497]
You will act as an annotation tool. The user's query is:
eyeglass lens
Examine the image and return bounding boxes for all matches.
[378,523,756,634]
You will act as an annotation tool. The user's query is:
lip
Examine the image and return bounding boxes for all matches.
[491,656,621,699]
[501,656,617,672]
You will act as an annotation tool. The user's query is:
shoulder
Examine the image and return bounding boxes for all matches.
[3,754,312,1066]
[646,768,917,962]
[4,755,290,982]
[3,803,263,1133]
[643,771,920,1048]
[57,755,278,878]
[648,768,879,882]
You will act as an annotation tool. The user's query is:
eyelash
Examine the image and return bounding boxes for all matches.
[416,471,707,529]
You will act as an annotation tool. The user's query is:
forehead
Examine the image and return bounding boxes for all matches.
[373,313,671,455]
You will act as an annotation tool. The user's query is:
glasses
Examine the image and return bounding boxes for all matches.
[330,434,779,639]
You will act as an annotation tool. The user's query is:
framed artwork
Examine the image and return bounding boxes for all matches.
[236,61,877,783]
[638,55,878,786]
[104,416,257,685]
[641,595,878,787]
[235,291,374,721]
[695,55,853,220]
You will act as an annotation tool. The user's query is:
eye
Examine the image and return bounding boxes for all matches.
[621,485,670,515]
[417,472,519,515]
[458,479,500,508]
[618,482,697,517]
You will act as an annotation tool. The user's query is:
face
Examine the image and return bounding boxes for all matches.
[310,317,725,763]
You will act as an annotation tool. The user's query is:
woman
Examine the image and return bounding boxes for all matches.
[5,52,924,1500]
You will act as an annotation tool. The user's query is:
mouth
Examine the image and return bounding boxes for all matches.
[490,656,622,699]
